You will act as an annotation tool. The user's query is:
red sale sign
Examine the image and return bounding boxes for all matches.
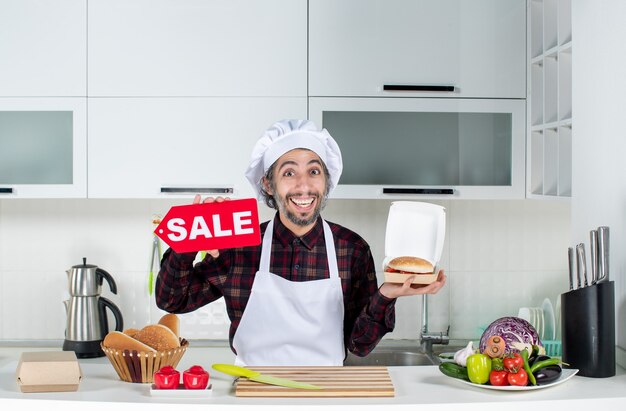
[154,198,261,253]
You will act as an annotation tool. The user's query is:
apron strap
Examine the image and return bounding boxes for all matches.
[259,218,274,272]
[322,220,340,280]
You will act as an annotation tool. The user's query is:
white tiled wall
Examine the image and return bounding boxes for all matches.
[0,198,570,342]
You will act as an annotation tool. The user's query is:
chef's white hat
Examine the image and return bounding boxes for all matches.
[245,119,343,200]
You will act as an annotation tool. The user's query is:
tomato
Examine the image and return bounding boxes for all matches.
[503,353,524,373]
[384,268,415,274]
[466,353,492,384]
[489,370,509,386]
[183,365,210,390]
[507,368,529,386]
[153,366,180,389]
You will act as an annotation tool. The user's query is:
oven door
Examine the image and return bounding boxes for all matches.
[309,97,525,199]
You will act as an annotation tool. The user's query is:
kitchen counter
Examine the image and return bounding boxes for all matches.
[1,343,626,411]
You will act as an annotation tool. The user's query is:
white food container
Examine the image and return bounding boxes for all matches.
[383,201,446,284]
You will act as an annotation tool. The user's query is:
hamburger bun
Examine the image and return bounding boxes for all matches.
[158,313,180,338]
[103,331,156,352]
[122,328,140,338]
[385,256,434,274]
[133,324,180,351]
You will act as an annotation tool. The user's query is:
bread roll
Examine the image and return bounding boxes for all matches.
[385,256,434,274]
[123,328,140,338]
[158,314,180,338]
[103,331,156,352]
[133,324,180,351]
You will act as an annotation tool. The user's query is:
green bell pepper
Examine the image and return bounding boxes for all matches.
[466,353,492,384]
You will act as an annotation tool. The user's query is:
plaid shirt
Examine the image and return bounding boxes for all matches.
[155,213,395,358]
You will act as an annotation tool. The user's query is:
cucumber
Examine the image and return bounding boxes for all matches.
[438,362,470,381]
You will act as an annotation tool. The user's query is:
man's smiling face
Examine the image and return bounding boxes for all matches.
[263,149,329,233]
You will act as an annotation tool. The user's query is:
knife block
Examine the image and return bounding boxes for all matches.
[561,281,615,378]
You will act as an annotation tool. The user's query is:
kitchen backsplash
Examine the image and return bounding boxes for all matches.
[0,199,570,342]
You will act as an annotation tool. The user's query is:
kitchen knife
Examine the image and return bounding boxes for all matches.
[597,226,610,283]
[212,364,323,390]
[568,247,575,290]
[590,230,598,284]
[576,243,587,288]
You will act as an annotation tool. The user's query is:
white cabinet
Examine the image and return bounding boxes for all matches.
[309,0,526,98]
[310,97,526,199]
[0,0,86,97]
[0,98,87,198]
[86,0,308,198]
[527,0,572,198]
[0,0,87,198]
[87,97,307,198]
[88,0,307,97]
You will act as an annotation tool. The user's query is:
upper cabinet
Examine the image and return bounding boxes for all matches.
[309,0,526,99]
[0,98,87,198]
[310,97,526,200]
[0,0,86,97]
[85,0,308,199]
[87,0,307,97]
[0,1,87,198]
[2,0,535,200]
[87,97,307,199]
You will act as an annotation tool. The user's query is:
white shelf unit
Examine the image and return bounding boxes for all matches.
[528,0,572,198]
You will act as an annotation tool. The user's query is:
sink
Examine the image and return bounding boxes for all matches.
[344,350,437,366]
[343,342,467,367]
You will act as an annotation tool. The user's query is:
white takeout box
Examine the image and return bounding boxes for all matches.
[383,201,446,284]
[15,351,82,393]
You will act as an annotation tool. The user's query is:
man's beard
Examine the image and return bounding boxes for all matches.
[274,192,327,227]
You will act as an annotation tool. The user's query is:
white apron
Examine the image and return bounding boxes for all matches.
[232,217,345,366]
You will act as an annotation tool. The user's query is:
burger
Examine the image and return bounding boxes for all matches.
[384,256,434,275]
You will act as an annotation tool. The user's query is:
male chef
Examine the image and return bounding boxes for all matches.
[156,119,446,366]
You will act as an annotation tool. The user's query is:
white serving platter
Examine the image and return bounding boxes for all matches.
[451,369,578,391]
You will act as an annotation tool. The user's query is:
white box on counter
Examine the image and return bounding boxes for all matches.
[15,351,82,393]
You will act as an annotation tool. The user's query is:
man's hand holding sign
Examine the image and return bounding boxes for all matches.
[154,196,261,255]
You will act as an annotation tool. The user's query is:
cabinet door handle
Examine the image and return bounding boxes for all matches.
[383,84,455,92]
[383,188,454,195]
[0,187,14,194]
[160,187,234,194]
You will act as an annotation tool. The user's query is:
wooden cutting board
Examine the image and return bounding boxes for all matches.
[235,366,394,397]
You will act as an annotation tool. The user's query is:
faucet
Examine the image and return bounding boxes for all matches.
[419,294,450,354]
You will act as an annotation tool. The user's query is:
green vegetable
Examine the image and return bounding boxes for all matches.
[521,348,537,386]
[531,344,541,357]
[466,353,492,384]
[491,357,504,371]
[530,357,562,374]
[529,344,540,363]
[439,362,470,381]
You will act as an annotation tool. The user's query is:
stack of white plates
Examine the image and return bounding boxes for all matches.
[517,306,545,340]
[518,298,557,341]
[542,298,556,341]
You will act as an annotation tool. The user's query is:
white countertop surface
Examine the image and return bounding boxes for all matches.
[1,343,626,411]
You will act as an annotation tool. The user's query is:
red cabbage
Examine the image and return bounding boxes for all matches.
[479,316,542,355]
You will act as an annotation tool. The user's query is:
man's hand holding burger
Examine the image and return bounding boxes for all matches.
[379,256,447,299]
